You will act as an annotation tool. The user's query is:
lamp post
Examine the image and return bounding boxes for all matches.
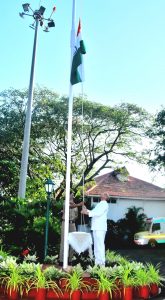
[44,178,54,259]
[18,3,56,199]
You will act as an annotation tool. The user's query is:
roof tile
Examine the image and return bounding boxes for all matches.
[86,171,165,199]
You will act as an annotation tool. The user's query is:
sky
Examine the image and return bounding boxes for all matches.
[0,0,164,187]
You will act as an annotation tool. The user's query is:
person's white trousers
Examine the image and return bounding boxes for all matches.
[93,230,106,266]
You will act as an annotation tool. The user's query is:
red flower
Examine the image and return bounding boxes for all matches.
[22,249,30,256]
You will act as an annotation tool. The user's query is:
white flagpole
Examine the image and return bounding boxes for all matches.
[63,0,76,269]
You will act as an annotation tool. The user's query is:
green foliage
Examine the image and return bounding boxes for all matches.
[0,256,18,275]
[105,250,129,266]
[0,197,61,258]
[31,265,60,291]
[146,263,165,285]
[117,263,137,287]
[0,86,152,256]
[106,206,147,248]
[89,266,117,296]
[44,255,58,265]
[118,206,147,243]
[0,87,151,200]
[0,247,10,260]
[64,265,88,292]
[97,274,116,296]
[134,265,151,286]
[124,206,147,232]
[1,264,28,296]
[19,262,40,277]
[147,108,165,171]
[24,254,38,263]
[44,266,65,280]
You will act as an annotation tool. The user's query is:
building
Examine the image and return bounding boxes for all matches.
[86,168,165,221]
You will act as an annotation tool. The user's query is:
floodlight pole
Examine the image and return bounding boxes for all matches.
[18,18,39,199]
[18,4,55,199]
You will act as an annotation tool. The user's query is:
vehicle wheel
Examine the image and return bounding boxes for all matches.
[148,239,157,248]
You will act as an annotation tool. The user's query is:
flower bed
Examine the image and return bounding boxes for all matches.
[0,251,163,300]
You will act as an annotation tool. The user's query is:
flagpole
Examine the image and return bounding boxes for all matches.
[63,0,76,269]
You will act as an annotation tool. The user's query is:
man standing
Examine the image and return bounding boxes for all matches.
[59,194,78,265]
[81,193,109,266]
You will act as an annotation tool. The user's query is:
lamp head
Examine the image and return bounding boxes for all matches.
[29,23,35,29]
[19,12,25,18]
[45,178,55,194]
[48,20,55,28]
[22,3,30,12]
[43,26,49,32]
[38,6,46,15]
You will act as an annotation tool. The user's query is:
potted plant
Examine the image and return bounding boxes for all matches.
[44,266,64,299]
[105,250,129,267]
[43,255,59,269]
[62,265,90,300]
[134,265,151,299]
[1,264,28,300]
[24,253,38,263]
[94,267,117,300]
[146,263,164,296]
[19,261,41,298]
[0,255,18,298]
[19,261,39,277]
[118,263,136,300]
[30,265,61,300]
[82,265,99,300]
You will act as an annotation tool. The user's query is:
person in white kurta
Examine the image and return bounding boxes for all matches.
[81,193,109,266]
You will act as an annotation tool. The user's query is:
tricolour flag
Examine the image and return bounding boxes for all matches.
[70,20,86,85]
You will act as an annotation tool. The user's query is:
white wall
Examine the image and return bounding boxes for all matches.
[108,198,165,221]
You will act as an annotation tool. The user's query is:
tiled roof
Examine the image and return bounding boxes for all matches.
[86,171,165,199]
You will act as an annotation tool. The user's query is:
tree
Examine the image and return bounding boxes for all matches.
[0,196,62,257]
[0,87,151,200]
[147,108,165,171]
[105,206,147,248]
[117,206,147,244]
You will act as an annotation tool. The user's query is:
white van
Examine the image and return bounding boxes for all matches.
[134,217,165,248]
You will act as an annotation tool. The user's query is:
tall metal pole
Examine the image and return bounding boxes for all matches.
[44,192,51,258]
[18,19,39,199]
[63,0,76,269]
[18,4,55,199]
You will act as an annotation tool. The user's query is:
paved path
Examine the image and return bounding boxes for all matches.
[117,248,165,298]
[117,248,165,275]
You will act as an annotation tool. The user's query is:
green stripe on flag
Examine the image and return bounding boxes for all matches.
[70,40,86,85]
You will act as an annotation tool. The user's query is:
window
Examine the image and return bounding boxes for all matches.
[92,197,101,203]
[109,197,117,204]
[152,223,160,232]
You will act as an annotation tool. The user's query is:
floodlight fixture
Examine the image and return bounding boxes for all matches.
[43,26,49,32]
[29,22,35,29]
[19,3,56,31]
[48,20,55,28]
[40,20,44,27]
[22,3,30,12]
[38,6,46,16]
[19,12,24,18]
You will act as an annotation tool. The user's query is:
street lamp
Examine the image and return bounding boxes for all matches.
[44,178,55,259]
[18,4,56,199]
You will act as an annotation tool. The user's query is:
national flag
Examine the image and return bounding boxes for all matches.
[70,20,86,85]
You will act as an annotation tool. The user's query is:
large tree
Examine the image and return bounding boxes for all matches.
[147,108,165,171]
[0,87,151,200]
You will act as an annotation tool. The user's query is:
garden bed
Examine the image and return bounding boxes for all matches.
[0,250,163,300]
